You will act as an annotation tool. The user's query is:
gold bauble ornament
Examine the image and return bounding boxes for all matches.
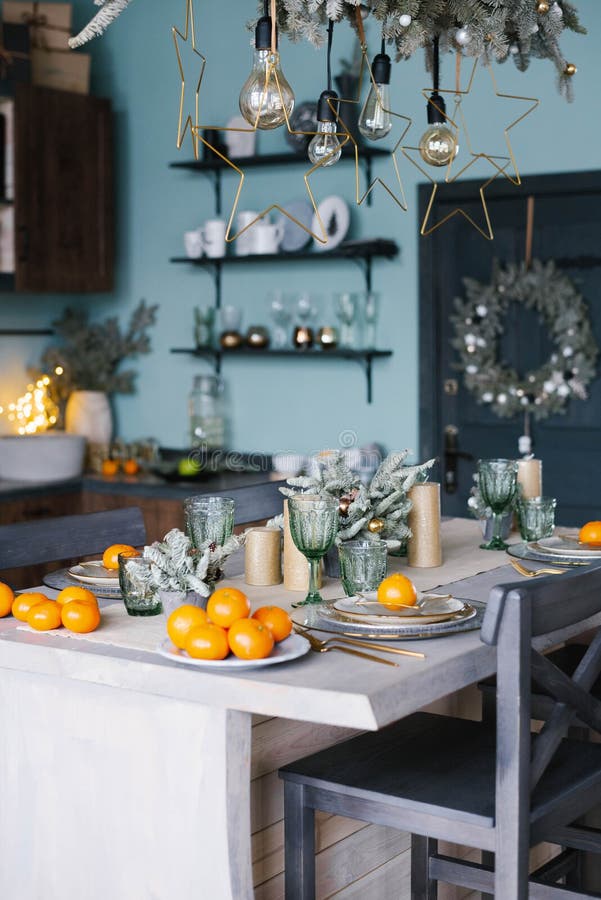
[338,497,351,517]
[564,62,577,77]
[536,1,550,14]
[367,517,385,534]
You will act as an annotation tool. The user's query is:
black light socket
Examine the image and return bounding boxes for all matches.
[255,15,275,50]
[371,52,391,85]
[317,89,339,123]
[426,91,447,125]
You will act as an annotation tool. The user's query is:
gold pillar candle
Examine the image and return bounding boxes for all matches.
[244,527,282,586]
[283,500,322,591]
[407,482,442,568]
[517,458,542,499]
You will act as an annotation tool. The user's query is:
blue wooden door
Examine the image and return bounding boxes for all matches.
[419,171,601,525]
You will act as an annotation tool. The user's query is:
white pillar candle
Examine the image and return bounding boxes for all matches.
[407,482,442,568]
[517,458,542,499]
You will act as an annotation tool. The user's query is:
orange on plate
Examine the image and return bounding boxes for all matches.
[0,581,15,618]
[56,585,98,607]
[167,605,208,650]
[207,587,250,629]
[252,606,292,642]
[185,623,229,660]
[228,618,274,660]
[579,521,601,547]
[376,573,418,609]
[61,600,101,634]
[12,592,48,622]
[102,544,139,570]
[27,600,62,631]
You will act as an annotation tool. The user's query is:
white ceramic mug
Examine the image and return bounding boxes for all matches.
[199,219,227,258]
[184,230,203,259]
[235,210,259,256]
[251,221,285,255]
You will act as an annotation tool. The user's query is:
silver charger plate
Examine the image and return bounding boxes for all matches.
[507,542,595,567]
[43,568,123,599]
[291,600,483,641]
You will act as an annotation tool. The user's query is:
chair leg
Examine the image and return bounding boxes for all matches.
[481,850,494,900]
[411,834,438,899]
[284,781,315,900]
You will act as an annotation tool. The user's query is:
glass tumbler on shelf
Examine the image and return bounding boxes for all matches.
[188,374,226,450]
[518,496,557,542]
[118,554,163,617]
[477,458,518,551]
[288,495,339,606]
[184,495,235,549]
[334,292,358,348]
[363,291,379,348]
[268,291,293,349]
[339,540,388,597]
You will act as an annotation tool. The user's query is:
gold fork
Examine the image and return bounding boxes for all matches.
[509,559,567,578]
[294,625,425,659]
[296,627,399,667]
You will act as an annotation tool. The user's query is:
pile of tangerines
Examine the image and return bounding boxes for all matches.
[0,582,101,633]
[167,587,292,661]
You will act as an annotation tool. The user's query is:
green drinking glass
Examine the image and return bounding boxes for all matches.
[288,495,339,606]
[118,554,163,616]
[477,459,518,551]
[184,496,235,549]
[518,496,557,542]
[339,540,388,597]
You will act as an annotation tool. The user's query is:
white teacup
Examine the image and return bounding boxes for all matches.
[199,219,227,259]
[235,210,259,256]
[184,230,203,259]
[251,221,285,255]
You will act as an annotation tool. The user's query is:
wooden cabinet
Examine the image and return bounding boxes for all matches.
[11,84,113,292]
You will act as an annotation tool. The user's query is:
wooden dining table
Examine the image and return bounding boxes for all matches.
[1,517,598,900]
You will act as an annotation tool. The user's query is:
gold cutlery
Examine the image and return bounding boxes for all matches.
[509,559,567,578]
[294,625,425,659]
[296,627,399,666]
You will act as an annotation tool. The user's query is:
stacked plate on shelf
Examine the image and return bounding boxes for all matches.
[508,534,601,567]
[292,592,483,641]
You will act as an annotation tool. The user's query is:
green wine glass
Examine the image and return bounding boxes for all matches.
[288,495,339,606]
[478,459,518,551]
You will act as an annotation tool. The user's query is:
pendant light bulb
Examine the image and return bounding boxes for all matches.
[239,15,295,130]
[358,51,392,141]
[418,92,459,167]
[308,90,342,167]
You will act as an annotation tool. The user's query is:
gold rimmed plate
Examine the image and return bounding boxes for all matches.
[332,593,468,626]
[533,536,601,558]
[68,561,121,585]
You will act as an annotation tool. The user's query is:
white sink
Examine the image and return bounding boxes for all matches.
[0,433,86,482]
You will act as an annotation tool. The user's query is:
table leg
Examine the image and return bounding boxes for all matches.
[0,669,253,900]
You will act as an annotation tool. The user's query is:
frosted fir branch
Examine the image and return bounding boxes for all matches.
[69,0,133,49]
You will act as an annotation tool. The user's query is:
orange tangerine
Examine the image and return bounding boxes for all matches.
[167,605,208,650]
[27,600,62,631]
[0,581,15,618]
[12,592,48,622]
[377,573,418,609]
[207,587,250,629]
[102,544,139,570]
[56,586,98,607]
[252,606,292,642]
[61,601,101,634]
[185,623,229,660]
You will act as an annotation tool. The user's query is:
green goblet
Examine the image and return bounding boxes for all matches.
[478,459,518,551]
[288,495,339,606]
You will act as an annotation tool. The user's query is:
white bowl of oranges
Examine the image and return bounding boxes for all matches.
[159,588,310,670]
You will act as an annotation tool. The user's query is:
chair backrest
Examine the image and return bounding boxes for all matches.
[0,507,147,570]
[479,566,601,895]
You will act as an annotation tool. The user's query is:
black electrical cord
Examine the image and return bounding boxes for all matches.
[433,34,440,92]
[327,19,334,91]
[264,0,268,17]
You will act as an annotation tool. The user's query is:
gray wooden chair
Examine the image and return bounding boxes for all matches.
[0,507,147,572]
[280,567,601,899]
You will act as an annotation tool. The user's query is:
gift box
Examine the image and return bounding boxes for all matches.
[3,1,71,50]
[31,47,89,94]
[0,22,31,83]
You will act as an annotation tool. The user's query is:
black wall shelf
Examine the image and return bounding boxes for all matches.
[171,238,399,307]
[0,328,52,336]
[171,347,392,404]
[170,147,388,213]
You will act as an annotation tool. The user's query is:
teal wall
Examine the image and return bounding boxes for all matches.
[0,0,598,454]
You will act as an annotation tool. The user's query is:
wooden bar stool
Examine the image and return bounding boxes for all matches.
[280,568,601,899]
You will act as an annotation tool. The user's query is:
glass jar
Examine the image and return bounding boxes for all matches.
[188,375,226,449]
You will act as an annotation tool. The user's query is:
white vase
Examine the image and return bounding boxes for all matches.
[65,391,112,444]
[159,590,208,617]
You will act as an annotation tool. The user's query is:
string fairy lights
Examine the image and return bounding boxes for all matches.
[0,375,59,435]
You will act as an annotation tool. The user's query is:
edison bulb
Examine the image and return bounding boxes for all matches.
[359,82,392,141]
[239,16,294,130]
[308,122,342,167]
[418,123,458,167]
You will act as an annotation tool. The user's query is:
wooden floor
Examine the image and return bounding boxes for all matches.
[250,687,558,899]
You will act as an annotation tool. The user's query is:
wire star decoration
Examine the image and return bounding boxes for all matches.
[173,0,206,161]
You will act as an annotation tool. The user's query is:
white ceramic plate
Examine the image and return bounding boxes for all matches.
[333,594,469,626]
[277,199,313,252]
[155,633,310,670]
[534,536,601,558]
[68,561,120,585]
[312,195,350,252]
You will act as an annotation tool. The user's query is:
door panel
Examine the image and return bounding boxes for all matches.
[419,171,601,526]
[14,84,113,293]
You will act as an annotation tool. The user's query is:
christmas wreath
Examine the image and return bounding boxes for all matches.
[451,259,598,421]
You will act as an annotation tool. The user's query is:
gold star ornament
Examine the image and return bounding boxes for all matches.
[173,0,205,160]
